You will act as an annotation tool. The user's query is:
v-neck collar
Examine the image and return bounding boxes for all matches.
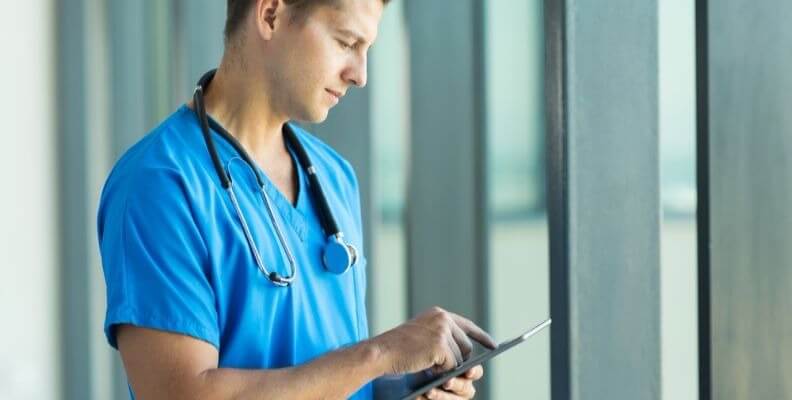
[191,106,309,241]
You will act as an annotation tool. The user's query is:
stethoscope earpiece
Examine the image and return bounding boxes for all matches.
[194,69,357,288]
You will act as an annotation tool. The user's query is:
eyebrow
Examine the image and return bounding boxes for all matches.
[336,28,369,46]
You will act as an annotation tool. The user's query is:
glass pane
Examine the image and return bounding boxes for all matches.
[659,0,698,399]
[369,1,410,335]
[485,1,550,399]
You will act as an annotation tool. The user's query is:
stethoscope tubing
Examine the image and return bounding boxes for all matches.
[192,69,357,286]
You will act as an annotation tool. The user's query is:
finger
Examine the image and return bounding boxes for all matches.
[441,377,465,393]
[437,343,459,373]
[464,365,484,380]
[450,314,498,349]
[432,338,459,374]
[446,334,464,366]
[448,321,474,359]
[425,387,466,400]
[442,377,476,398]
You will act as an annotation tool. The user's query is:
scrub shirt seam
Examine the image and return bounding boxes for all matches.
[107,304,220,350]
[109,170,217,350]
[123,134,213,261]
[112,189,218,349]
[352,257,362,342]
[118,198,131,319]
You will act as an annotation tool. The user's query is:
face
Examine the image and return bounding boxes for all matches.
[259,0,384,123]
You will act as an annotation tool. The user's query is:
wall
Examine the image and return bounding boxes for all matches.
[0,1,60,399]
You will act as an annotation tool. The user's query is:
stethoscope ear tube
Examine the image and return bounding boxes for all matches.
[283,128,340,236]
[287,128,358,272]
[193,68,359,285]
[307,172,342,236]
[194,69,231,189]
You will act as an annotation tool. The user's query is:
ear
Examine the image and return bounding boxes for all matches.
[255,0,285,41]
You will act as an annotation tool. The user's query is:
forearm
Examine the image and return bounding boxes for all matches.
[195,339,388,400]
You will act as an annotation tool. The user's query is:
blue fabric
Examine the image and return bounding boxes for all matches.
[97,105,372,399]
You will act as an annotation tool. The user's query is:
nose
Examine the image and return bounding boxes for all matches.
[342,53,368,88]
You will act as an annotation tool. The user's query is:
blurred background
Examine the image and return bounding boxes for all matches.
[2,0,791,399]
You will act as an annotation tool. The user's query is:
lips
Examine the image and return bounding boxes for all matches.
[325,88,343,100]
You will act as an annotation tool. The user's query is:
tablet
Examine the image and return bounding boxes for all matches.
[400,318,552,400]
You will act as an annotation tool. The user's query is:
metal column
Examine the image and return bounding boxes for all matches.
[704,1,792,398]
[547,1,662,399]
[405,0,491,396]
[57,1,116,399]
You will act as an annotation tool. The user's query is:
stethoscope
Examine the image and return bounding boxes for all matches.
[192,69,359,287]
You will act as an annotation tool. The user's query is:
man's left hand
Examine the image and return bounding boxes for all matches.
[417,365,483,400]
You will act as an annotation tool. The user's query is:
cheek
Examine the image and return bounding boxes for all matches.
[274,36,344,109]
[299,36,346,79]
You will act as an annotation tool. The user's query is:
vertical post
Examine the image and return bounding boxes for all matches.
[57,0,115,399]
[545,0,570,398]
[405,0,490,396]
[107,1,148,160]
[695,0,711,399]
[179,0,226,97]
[547,1,662,399]
[707,1,792,398]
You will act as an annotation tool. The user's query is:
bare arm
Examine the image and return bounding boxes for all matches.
[117,307,496,400]
[117,325,387,400]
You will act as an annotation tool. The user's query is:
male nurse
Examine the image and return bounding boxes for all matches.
[97,1,496,399]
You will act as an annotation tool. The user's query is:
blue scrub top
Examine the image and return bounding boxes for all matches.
[97,105,372,399]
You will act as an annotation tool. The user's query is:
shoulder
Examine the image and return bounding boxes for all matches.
[98,106,213,229]
[107,105,207,181]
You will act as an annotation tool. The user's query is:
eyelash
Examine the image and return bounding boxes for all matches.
[337,39,356,51]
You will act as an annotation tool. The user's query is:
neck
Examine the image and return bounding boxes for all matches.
[202,54,288,160]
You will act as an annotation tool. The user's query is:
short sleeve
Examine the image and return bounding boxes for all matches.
[97,166,219,349]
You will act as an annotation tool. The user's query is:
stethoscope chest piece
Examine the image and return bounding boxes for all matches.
[323,234,358,274]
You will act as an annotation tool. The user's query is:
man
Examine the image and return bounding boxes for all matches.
[97,0,496,399]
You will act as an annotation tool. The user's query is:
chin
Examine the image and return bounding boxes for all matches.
[295,107,331,124]
[312,110,331,123]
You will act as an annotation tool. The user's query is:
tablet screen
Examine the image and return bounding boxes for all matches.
[391,318,551,400]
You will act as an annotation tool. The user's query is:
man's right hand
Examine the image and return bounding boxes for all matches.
[371,306,498,376]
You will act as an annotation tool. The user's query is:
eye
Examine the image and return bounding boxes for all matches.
[337,39,354,50]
